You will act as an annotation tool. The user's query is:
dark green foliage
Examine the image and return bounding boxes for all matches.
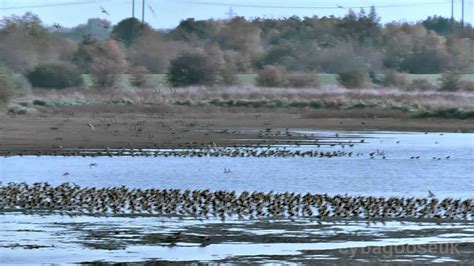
[337,69,369,88]
[167,50,237,87]
[422,16,471,37]
[27,63,83,89]
[414,109,474,119]
[32,99,48,106]
[439,72,462,91]
[167,51,216,86]
[174,99,330,109]
[399,48,450,74]
[111,18,152,46]
[167,18,218,42]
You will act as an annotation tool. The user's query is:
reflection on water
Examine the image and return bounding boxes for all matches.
[1,131,473,198]
[1,213,473,264]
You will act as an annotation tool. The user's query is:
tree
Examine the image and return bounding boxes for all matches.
[439,71,462,91]
[214,17,263,57]
[0,63,30,104]
[111,18,152,46]
[167,48,237,87]
[128,31,186,73]
[0,13,76,72]
[27,62,83,89]
[90,39,128,88]
[166,18,219,43]
[58,18,111,43]
[337,69,370,88]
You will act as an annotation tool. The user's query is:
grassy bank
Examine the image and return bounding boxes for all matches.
[10,85,473,120]
[82,73,474,88]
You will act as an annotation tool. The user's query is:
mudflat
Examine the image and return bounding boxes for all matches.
[1,104,473,153]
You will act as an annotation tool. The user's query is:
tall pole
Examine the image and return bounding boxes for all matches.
[142,0,146,27]
[461,0,465,28]
[132,0,135,19]
[451,0,454,23]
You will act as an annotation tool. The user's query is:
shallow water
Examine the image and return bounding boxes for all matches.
[1,213,473,264]
[1,130,473,263]
[1,131,473,198]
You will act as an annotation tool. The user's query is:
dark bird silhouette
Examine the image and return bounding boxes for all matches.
[100,6,109,16]
[52,22,62,31]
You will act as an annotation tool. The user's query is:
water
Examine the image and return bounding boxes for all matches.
[1,130,473,263]
[1,213,473,264]
[1,131,473,198]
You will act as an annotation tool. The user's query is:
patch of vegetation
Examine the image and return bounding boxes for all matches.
[0,63,31,104]
[349,102,379,109]
[256,65,320,88]
[439,71,462,91]
[105,98,134,105]
[406,79,438,91]
[337,69,369,88]
[129,65,151,87]
[26,62,83,89]
[176,99,342,110]
[256,65,289,87]
[167,49,237,87]
[7,103,37,114]
[32,99,95,106]
[382,70,410,88]
[414,108,474,119]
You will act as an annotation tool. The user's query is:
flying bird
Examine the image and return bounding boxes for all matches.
[52,22,62,31]
[87,123,96,131]
[100,6,109,16]
[428,190,435,198]
[148,5,157,16]
[337,5,343,8]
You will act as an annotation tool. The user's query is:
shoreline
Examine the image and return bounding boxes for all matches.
[1,105,473,152]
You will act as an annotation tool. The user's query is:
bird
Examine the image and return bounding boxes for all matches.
[428,190,435,198]
[100,6,109,16]
[89,163,97,168]
[63,172,70,176]
[148,5,157,16]
[87,123,96,131]
[52,23,62,31]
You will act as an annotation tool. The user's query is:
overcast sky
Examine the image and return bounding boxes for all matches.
[1,0,472,29]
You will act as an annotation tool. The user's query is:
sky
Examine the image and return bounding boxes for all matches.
[0,0,472,29]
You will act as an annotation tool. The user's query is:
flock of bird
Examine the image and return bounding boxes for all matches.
[2,183,472,221]
[0,147,377,158]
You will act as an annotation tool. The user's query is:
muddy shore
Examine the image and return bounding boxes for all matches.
[1,104,473,153]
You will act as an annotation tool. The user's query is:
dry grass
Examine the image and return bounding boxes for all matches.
[14,85,474,115]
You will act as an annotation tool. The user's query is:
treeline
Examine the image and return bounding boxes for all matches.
[0,9,473,93]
